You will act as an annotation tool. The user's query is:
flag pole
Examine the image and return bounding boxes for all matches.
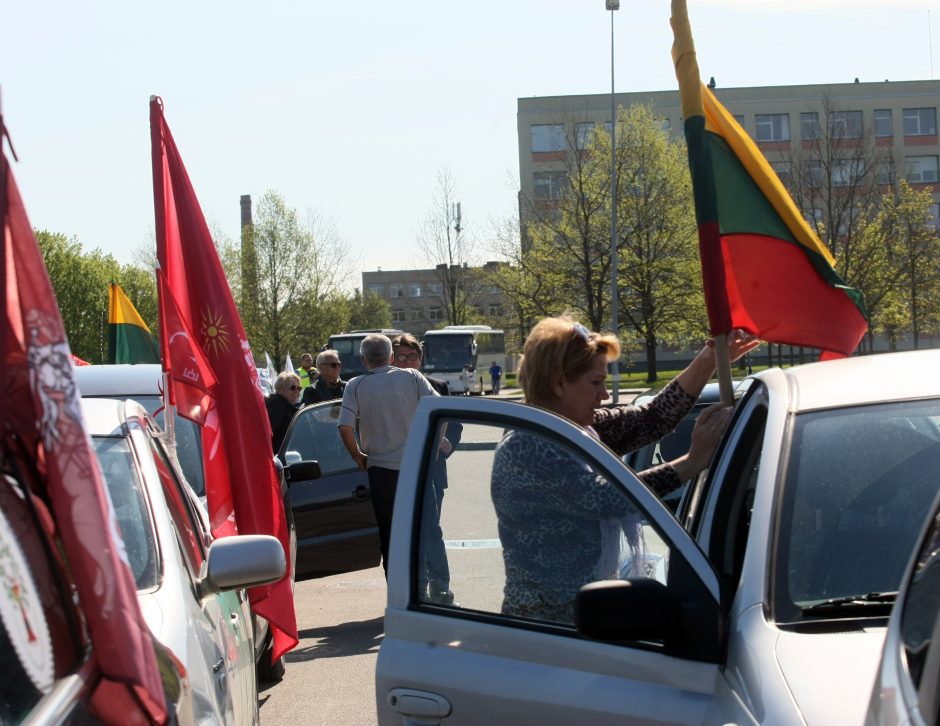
[714,333,734,406]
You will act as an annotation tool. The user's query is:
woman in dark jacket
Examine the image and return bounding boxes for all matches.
[265,371,301,454]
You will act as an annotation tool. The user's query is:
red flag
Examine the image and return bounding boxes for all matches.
[149,97,298,661]
[2,122,166,723]
[156,267,217,426]
[71,353,90,366]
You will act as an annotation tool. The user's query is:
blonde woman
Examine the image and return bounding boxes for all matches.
[266,370,301,454]
[491,316,758,622]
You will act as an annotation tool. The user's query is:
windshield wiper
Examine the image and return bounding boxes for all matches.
[801,591,897,615]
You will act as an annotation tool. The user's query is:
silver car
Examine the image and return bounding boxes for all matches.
[377,348,940,725]
[84,398,285,724]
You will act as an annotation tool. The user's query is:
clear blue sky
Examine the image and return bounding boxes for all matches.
[2,0,937,283]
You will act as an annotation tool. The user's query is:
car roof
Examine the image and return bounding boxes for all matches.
[75,364,163,397]
[766,348,940,412]
[80,397,149,436]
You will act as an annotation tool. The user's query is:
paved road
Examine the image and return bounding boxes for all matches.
[259,566,386,725]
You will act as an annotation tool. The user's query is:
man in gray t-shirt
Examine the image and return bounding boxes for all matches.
[338,334,438,576]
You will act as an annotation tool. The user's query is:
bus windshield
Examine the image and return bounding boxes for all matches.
[329,336,368,379]
[424,334,474,372]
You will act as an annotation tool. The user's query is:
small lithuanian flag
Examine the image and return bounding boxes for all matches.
[108,283,160,364]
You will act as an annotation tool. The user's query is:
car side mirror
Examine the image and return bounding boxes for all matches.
[575,579,680,642]
[285,460,321,484]
[202,535,286,594]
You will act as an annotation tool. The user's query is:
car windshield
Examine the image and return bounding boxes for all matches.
[775,399,940,621]
[92,436,159,591]
[99,394,206,498]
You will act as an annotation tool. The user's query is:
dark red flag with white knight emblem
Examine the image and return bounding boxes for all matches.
[149,97,298,662]
[1,118,166,723]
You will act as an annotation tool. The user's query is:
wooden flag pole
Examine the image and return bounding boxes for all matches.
[714,333,735,406]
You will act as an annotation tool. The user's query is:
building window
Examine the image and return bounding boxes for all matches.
[391,309,406,324]
[428,282,443,295]
[806,208,824,227]
[575,122,598,150]
[904,155,939,183]
[829,110,863,139]
[732,114,744,127]
[874,109,893,138]
[488,304,503,317]
[930,203,940,230]
[771,161,792,185]
[533,171,568,200]
[903,107,937,136]
[409,283,422,298]
[800,112,820,140]
[661,117,671,131]
[875,162,895,186]
[428,307,444,321]
[832,159,864,187]
[531,124,566,152]
[389,283,404,298]
[410,309,423,322]
[367,284,384,296]
[804,160,823,188]
[755,113,790,142]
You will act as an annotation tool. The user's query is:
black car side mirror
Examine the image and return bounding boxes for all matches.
[284,460,322,484]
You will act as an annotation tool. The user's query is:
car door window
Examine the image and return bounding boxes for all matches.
[145,436,205,571]
[414,418,673,629]
[281,402,358,475]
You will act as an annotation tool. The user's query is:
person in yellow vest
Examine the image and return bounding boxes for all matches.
[298,352,317,389]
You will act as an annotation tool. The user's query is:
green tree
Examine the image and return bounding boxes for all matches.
[345,289,392,332]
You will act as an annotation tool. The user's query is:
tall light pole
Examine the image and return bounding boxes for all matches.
[606,0,620,403]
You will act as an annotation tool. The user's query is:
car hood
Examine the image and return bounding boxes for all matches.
[776,625,886,724]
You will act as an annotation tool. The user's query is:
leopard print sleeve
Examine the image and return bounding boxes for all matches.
[592,379,697,456]
[636,463,684,498]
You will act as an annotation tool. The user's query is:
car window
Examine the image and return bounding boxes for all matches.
[92,436,159,590]
[776,399,940,621]
[281,402,358,475]
[144,435,206,571]
[413,418,673,631]
[0,470,86,721]
[899,504,940,702]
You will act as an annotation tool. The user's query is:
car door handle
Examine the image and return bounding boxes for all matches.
[230,613,240,630]
[353,485,369,500]
[387,688,451,722]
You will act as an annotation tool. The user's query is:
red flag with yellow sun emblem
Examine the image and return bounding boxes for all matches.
[149,96,298,663]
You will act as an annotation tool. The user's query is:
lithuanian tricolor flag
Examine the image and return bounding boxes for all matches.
[108,283,160,364]
[670,0,867,359]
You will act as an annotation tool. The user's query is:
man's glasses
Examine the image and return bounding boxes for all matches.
[395,352,420,362]
[322,362,341,368]
[570,322,592,341]
[288,385,300,391]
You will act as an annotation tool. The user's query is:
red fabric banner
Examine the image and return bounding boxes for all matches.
[2,128,166,723]
[149,97,298,662]
[156,267,217,427]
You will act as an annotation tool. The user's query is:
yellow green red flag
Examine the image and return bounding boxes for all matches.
[670,0,867,359]
[108,282,160,364]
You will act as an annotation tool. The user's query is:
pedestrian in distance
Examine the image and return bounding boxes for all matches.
[392,334,461,605]
[337,334,439,577]
[459,365,471,396]
[489,360,502,396]
[265,371,302,454]
[298,352,317,389]
[302,349,346,405]
[490,316,759,622]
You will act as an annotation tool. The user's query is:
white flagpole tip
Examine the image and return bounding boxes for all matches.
[149,95,158,102]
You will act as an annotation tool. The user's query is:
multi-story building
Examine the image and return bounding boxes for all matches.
[517,79,940,364]
[519,78,940,221]
[362,262,507,338]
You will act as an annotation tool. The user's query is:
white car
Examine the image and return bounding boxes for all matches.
[376,348,940,725]
[865,486,940,726]
[84,398,285,723]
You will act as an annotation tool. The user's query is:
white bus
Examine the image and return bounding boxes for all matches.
[327,329,405,380]
[422,325,507,395]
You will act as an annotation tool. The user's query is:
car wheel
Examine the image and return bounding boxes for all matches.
[257,645,286,684]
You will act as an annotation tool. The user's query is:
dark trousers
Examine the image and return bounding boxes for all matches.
[420,478,451,598]
[367,466,399,577]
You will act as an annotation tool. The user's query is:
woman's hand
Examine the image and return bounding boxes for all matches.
[704,328,761,364]
[671,403,733,481]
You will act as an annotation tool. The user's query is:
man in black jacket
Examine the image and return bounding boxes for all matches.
[301,349,346,405]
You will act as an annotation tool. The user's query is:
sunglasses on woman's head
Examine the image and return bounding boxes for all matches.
[570,322,592,341]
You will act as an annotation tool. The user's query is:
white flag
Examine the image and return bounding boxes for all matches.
[264,351,277,388]
[284,352,295,375]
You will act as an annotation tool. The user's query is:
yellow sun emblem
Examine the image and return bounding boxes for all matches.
[201,307,231,358]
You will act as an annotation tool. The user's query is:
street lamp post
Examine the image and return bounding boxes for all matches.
[606,0,620,403]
